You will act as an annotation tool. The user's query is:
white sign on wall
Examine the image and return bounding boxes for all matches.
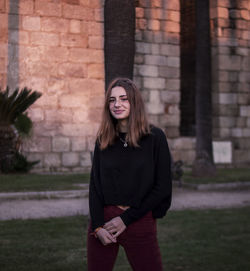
[213,141,232,164]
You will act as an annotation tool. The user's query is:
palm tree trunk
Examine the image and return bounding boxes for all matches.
[192,0,216,176]
[104,0,135,89]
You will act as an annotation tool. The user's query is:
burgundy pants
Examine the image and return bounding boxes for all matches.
[87,206,163,271]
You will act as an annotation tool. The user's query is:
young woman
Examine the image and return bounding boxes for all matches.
[87,78,172,271]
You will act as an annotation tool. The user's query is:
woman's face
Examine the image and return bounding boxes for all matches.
[109,86,130,121]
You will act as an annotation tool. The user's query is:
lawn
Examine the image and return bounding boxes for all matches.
[0,173,90,192]
[0,207,249,271]
[182,167,250,184]
[0,167,250,193]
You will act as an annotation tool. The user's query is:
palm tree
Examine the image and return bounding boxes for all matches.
[192,0,216,176]
[0,87,42,172]
[104,0,135,89]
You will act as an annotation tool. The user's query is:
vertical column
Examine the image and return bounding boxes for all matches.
[7,0,19,90]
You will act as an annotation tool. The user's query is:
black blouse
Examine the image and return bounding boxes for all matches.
[89,126,172,230]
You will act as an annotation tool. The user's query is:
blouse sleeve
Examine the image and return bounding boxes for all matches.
[89,142,105,231]
[119,128,172,226]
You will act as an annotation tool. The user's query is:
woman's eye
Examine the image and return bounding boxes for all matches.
[121,98,128,101]
[109,99,115,103]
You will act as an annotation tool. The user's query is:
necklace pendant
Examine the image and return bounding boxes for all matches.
[124,142,128,147]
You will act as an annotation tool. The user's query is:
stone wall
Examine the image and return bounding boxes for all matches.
[133,0,196,163]
[211,0,250,165]
[0,0,249,172]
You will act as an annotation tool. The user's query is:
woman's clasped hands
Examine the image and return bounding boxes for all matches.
[96,216,126,246]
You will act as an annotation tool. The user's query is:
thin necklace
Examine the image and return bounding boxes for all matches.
[119,137,128,147]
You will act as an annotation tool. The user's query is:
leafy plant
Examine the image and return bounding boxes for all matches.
[0,87,42,173]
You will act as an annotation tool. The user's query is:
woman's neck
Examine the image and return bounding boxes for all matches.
[117,119,128,133]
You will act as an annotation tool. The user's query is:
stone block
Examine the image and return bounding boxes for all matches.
[164,127,179,138]
[144,55,167,66]
[232,128,243,137]
[44,153,61,167]
[71,137,86,151]
[240,106,250,117]
[58,63,87,78]
[22,16,40,31]
[136,42,151,54]
[87,22,103,36]
[164,0,180,10]
[70,19,81,33]
[88,36,104,49]
[145,90,165,114]
[159,67,180,78]
[35,0,62,17]
[41,17,69,33]
[148,20,160,31]
[94,8,104,22]
[45,109,73,123]
[72,109,88,123]
[151,44,160,55]
[219,55,241,70]
[30,32,59,46]
[80,152,92,167]
[138,65,158,77]
[0,0,6,12]
[219,117,236,128]
[63,4,94,20]
[53,137,70,152]
[60,33,88,47]
[167,10,180,22]
[217,7,229,18]
[60,124,95,137]
[19,0,34,15]
[219,93,238,104]
[62,152,79,167]
[167,57,180,67]
[69,48,104,63]
[165,104,180,115]
[160,44,179,56]
[151,0,162,8]
[144,77,165,89]
[68,78,104,94]
[59,92,89,108]
[234,150,250,164]
[87,63,104,79]
[166,79,180,91]
[32,122,59,137]
[136,7,144,18]
[171,137,195,150]
[162,21,180,33]
[238,93,250,105]
[25,136,51,152]
[154,31,163,43]
[239,72,250,83]
[241,10,249,20]
[29,108,44,122]
[236,117,246,127]
[40,46,69,63]
[159,114,180,126]
[35,94,58,108]
[247,118,250,127]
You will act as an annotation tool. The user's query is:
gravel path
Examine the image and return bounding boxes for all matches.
[0,188,250,221]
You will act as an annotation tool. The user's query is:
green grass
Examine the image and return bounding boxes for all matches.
[0,173,90,192]
[183,167,250,184]
[0,207,249,271]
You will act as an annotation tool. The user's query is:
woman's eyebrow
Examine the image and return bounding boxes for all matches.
[109,95,127,98]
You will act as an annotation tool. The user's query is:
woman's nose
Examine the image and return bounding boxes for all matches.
[114,99,121,107]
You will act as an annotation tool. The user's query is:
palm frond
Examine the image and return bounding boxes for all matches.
[0,87,42,124]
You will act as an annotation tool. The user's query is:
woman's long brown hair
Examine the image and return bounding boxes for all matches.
[97,78,150,150]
